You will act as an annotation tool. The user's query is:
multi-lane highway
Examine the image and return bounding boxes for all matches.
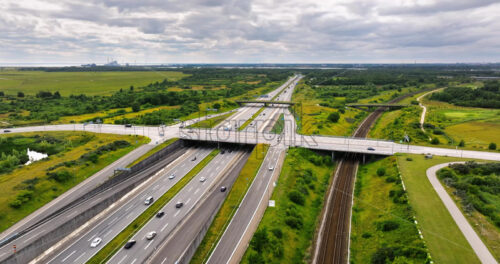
[46,147,213,263]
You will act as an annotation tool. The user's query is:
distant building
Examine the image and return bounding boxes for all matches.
[81,63,97,67]
[104,60,120,66]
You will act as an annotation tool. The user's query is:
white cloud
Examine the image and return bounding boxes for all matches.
[0,0,499,64]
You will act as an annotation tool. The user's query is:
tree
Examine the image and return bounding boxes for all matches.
[458,140,465,147]
[0,91,4,96]
[489,143,497,150]
[132,102,141,112]
[17,92,25,97]
[213,103,221,109]
[431,137,440,145]
[377,167,386,176]
[130,85,134,91]
[328,112,340,123]
[53,91,61,99]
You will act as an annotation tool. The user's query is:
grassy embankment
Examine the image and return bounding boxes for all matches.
[241,148,335,263]
[396,153,483,264]
[0,70,187,96]
[88,148,220,264]
[370,89,500,151]
[271,114,285,134]
[190,144,270,263]
[350,156,429,263]
[437,163,500,261]
[188,112,235,129]
[0,132,148,233]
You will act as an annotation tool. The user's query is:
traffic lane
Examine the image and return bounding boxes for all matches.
[108,149,243,264]
[0,144,154,245]
[148,151,251,264]
[47,147,212,264]
[206,147,282,264]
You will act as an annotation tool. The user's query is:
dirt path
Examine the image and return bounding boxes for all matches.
[416,88,443,132]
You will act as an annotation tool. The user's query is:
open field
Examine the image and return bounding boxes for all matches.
[241,148,335,263]
[191,144,269,264]
[88,148,220,264]
[0,131,148,233]
[396,154,483,264]
[350,156,428,263]
[0,70,187,96]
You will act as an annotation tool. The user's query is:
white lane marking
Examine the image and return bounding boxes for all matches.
[117,255,128,264]
[62,250,76,262]
[161,223,169,232]
[141,195,146,200]
[87,234,97,242]
[73,252,86,263]
[153,184,159,190]
[131,258,137,264]
[125,204,133,212]
[103,229,113,238]
[186,198,191,204]
[108,217,118,225]
[188,187,193,192]
[174,210,180,217]
[126,213,133,219]
[194,188,200,194]
[160,257,168,264]
[25,229,44,242]
[144,240,153,250]
[216,166,221,171]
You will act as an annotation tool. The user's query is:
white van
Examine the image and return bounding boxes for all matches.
[144,196,154,205]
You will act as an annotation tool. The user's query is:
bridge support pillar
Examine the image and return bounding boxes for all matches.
[331,151,335,162]
[363,154,366,164]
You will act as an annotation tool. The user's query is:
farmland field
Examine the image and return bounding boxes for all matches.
[0,70,187,96]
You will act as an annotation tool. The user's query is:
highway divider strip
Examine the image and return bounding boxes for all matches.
[188,112,235,129]
[190,144,270,264]
[87,148,220,264]
[238,107,265,131]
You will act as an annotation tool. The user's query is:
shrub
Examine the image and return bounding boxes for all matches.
[376,167,386,176]
[406,157,413,161]
[47,170,74,182]
[271,228,283,239]
[362,232,372,238]
[376,220,400,231]
[9,199,22,209]
[327,112,340,123]
[489,142,497,150]
[431,137,440,145]
[288,190,305,205]
[458,140,465,147]
[285,216,303,229]
[250,227,269,253]
[433,129,444,135]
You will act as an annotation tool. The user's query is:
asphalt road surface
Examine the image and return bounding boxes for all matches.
[107,149,244,264]
[47,147,212,264]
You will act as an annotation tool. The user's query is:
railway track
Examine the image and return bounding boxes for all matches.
[315,91,423,264]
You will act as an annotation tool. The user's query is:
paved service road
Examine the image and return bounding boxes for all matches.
[427,162,497,264]
[107,149,244,264]
[47,147,212,264]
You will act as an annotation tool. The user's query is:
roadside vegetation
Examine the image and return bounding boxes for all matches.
[271,113,285,134]
[430,80,500,108]
[0,132,148,233]
[191,144,270,264]
[350,156,429,263]
[241,148,335,264]
[0,68,292,127]
[127,138,178,167]
[396,154,482,264]
[437,162,500,260]
[88,148,220,264]
[188,112,235,129]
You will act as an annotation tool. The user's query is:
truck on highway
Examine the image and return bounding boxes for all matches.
[223,124,232,131]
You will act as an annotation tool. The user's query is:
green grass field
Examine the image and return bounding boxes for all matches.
[191,144,269,264]
[351,156,428,263]
[241,148,335,263]
[396,154,482,264]
[0,131,148,233]
[0,70,187,96]
[271,114,285,134]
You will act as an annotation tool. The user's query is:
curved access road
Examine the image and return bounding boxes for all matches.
[427,162,497,264]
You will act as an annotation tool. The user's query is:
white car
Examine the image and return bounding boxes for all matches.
[90,237,102,248]
[169,174,175,179]
[146,231,157,240]
[199,177,206,182]
[269,166,274,171]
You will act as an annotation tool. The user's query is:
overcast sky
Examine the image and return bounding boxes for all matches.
[1,0,499,64]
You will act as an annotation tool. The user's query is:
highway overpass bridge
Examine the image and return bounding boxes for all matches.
[347,103,409,111]
[180,128,500,161]
[235,100,295,106]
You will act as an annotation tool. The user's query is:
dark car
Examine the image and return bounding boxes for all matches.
[367,147,375,151]
[191,156,197,161]
[228,149,232,153]
[156,211,165,218]
[125,124,132,128]
[176,202,184,208]
[221,150,225,154]
[124,240,136,249]
[220,186,227,192]
[3,130,11,133]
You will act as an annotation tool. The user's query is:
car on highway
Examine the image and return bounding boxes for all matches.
[221,150,225,154]
[188,130,194,133]
[367,147,375,151]
[144,196,154,205]
[124,240,136,249]
[146,231,157,240]
[125,124,132,128]
[3,129,11,133]
[90,237,102,248]
[220,186,227,192]
[199,177,206,182]
[156,211,165,218]
[169,174,175,179]
[269,166,274,171]
[192,156,197,161]
[176,202,184,208]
